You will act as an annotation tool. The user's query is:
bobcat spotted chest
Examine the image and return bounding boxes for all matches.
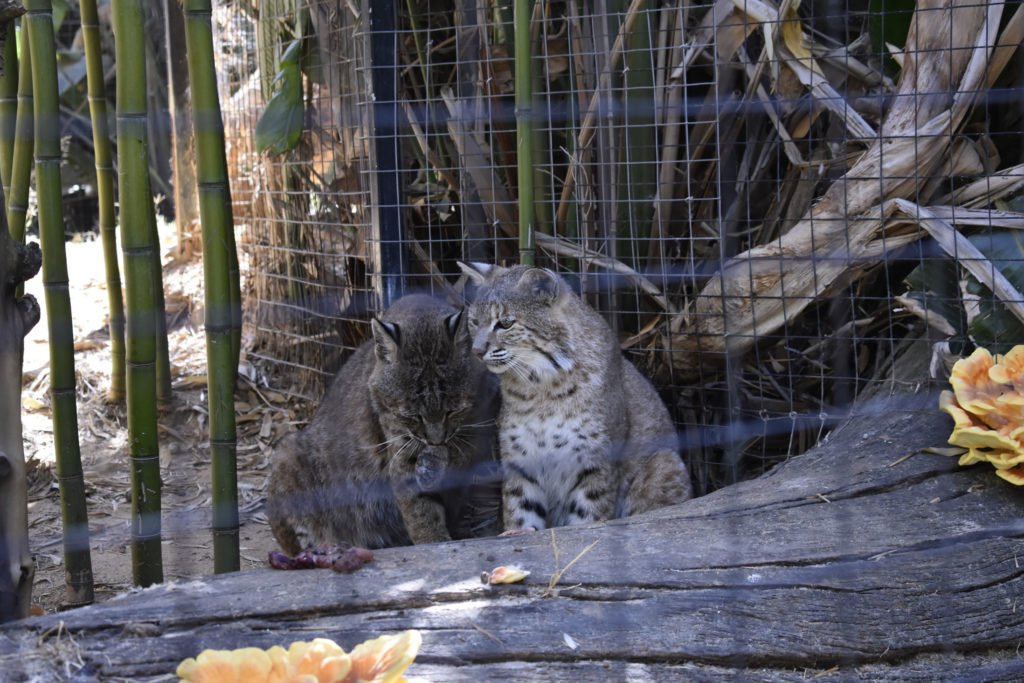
[459,262,692,531]
[266,294,500,554]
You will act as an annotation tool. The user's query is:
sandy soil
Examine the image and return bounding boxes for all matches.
[20,225,289,615]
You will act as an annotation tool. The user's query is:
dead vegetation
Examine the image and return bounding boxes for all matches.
[21,231,286,615]
[215,0,1024,492]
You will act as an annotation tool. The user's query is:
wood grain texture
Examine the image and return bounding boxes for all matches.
[2,385,1023,680]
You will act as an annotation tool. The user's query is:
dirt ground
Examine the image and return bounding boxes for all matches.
[20,223,291,616]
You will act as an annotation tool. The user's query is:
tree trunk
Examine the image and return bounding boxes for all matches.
[0,210,39,625]
[0,0,35,630]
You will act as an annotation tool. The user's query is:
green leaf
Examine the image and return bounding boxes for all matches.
[868,0,915,76]
[964,230,1024,353]
[52,0,68,34]
[903,256,967,340]
[254,40,303,156]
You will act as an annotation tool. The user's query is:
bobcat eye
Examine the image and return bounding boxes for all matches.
[497,316,516,330]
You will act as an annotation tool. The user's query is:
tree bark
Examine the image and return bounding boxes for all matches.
[0,2,37,623]
[0,223,39,624]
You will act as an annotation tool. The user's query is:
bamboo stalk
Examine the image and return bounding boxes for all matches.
[0,25,16,198]
[514,0,535,264]
[111,0,163,587]
[79,0,125,403]
[6,25,30,245]
[150,202,173,406]
[183,0,240,573]
[25,0,94,607]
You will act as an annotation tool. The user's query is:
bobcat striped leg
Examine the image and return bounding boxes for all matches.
[565,465,614,524]
[503,462,548,531]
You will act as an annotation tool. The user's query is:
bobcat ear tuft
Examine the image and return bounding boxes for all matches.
[371,318,401,363]
[445,309,465,341]
[518,268,560,303]
[458,261,500,286]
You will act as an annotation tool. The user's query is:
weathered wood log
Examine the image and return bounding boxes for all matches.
[2,352,1024,679]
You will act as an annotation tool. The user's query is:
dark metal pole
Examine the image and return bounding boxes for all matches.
[368,0,406,308]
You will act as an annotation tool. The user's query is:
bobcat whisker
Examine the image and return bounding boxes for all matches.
[458,419,497,430]
[391,438,420,460]
[506,357,535,384]
[445,434,473,452]
[368,433,409,450]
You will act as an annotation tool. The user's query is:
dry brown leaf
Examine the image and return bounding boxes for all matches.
[22,396,49,413]
[73,340,101,352]
[173,375,209,389]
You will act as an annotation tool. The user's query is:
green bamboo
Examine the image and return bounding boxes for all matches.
[184,0,240,573]
[25,0,94,607]
[112,0,163,587]
[79,0,125,402]
[150,203,173,406]
[514,0,535,265]
[0,26,17,198]
[6,26,30,244]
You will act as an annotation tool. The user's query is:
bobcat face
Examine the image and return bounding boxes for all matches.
[465,303,521,375]
[463,265,575,381]
[370,306,480,453]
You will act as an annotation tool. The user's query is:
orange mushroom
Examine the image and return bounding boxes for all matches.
[176,630,422,683]
[942,345,1024,486]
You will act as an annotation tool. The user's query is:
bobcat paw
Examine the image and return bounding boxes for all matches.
[414,446,448,490]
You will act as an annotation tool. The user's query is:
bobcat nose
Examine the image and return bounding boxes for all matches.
[424,422,446,445]
[471,329,489,357]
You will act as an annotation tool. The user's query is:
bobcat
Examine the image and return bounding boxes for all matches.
[266,294,501,554]
[459,262,692,532]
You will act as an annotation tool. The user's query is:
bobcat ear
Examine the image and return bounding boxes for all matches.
[517,268,561,303]
[371,318,400,363]
[444,309,465,341]
[458,261,500,286]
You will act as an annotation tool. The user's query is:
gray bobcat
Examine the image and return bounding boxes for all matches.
[459,262,692,532]
[266,294,501,554]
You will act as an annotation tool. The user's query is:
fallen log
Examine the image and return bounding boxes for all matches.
[2,348,1023,680]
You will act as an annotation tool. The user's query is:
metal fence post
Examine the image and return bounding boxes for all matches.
[366,0,406,308]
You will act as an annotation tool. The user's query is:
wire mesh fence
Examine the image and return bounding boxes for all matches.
[216,0,1024,496]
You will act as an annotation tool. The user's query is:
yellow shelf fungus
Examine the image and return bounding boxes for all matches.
[176,630,422,683]
[940,346,1024,486]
